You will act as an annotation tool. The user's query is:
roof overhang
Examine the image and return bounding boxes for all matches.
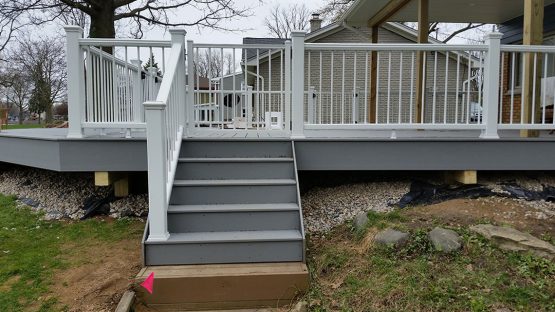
[343,0,555,26]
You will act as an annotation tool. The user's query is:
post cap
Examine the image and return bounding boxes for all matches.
[64,25,83,34]
[169,28,187,36]
[291,30,307,37]
[486,32,503,40]
[143,101,167,110]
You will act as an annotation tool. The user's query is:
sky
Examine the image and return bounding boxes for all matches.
[124,0,327,44]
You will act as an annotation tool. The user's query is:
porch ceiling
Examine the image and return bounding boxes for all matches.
[344,0,555,26]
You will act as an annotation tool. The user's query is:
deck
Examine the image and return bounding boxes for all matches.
[2,128,555,172]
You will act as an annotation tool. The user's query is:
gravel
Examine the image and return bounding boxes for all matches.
[302,182,410,233]
[0,167,148,220]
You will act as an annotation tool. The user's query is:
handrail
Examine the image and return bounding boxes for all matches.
[87,46,141,72]
[305,42,489,51]
[143,29,186,242]
[79,38,172,48]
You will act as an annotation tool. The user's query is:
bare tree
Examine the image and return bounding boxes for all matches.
[0,0,255,41]
[11,37,67,123]
[194,50,235,78]
[5,70,32,124]
[264,3,311,39]
[319,0,355,22]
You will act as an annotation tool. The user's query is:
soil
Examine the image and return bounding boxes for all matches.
[49,238,142,312]
[403,197,555,238]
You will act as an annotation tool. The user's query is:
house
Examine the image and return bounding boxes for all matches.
[1,0,555,309]
[498,3,555,124]
[245,16,480,128]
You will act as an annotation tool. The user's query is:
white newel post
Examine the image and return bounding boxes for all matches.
[144,101,170,242]
[131,60,143,122]
[169,29,187,128]
[65,26,84,138]
[480,32,503,139]
[186,40,195,135]
[291,31,306,138]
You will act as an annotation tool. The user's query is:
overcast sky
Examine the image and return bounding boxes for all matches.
[136,0,326,43]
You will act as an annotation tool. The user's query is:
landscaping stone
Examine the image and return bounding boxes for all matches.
[353,212,369,231]
[428,227,462,253]
[19,197,39,208]
[470,224,555,260]
[291,301,308,312]
[374,228,409,247]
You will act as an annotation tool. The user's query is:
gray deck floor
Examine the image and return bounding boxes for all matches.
[2,127,555,141]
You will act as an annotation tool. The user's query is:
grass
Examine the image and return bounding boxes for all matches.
[306,211,555,312]
[0,194,144,311]
[5,124,44,130]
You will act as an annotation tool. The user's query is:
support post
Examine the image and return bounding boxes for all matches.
[521,0,544,138]
[415,0,429,124]
[291,31,306,138]
[144,101,169,242]
[481,33,503,139]
[131,60,144,123]
[169,29,187,128]
[369,26,379,123]
[65,26,84,138]
[186,40,195,135]
[284,40,292,132]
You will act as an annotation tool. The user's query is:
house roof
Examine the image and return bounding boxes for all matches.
[242,37,287,62]
[341,0,555,26]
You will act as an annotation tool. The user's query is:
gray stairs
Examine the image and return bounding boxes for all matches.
[144,140,305,266]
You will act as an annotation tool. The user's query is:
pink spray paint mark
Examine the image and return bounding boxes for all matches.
[140,272,155,294]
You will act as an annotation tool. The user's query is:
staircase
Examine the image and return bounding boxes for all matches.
[140,140,307,309]
[143,139,305,265]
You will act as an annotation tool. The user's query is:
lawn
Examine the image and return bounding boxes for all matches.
[5,124,45,130]
[305,209,555,312]
[0,194,144,311]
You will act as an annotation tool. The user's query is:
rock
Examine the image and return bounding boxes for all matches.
[428,227,462,253]
[375,228,409,247]
[470,224,555,260]
[353,212,369,231]
[291,301,308,312]
[19,198,40,208]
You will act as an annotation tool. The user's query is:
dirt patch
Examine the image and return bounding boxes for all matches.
[403,197,555,238]
[49,238,142,312]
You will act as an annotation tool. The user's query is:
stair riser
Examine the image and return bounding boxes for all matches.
[176,161,294,180]
[145,241,303,265]
[181,141,292,158]
[170,185,298,205]
[168,211,300,232]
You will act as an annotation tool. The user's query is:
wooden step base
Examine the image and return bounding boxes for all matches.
[134,262,309,311]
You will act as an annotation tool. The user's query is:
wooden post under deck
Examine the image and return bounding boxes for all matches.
[415,0,429,123]
[521,0,544,137]
[369,26,379,123]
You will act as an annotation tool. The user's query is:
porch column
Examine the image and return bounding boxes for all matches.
[521,0,544,137]
[415,0,429,124]
[291,31,306,138]
[369,26,379,123]
[481,33,503,139]
[65,26,84,138]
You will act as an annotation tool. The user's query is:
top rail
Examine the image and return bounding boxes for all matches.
[79,38,172,48]
[192,43,288,49]
[500,44,555,52]
[304,43,488,51]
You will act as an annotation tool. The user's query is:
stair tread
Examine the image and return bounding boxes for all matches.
[147,230,303,245]
[174,179,297,186]
[168,203,299,213]
[179,157,294,163]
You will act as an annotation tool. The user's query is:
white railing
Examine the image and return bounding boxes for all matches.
[301,41,487,129]
[144,29,186,242]
[499,45,555,130]
[65,26,171,138]
[187,42,291,131]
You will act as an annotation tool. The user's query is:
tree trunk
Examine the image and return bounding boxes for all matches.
[18,107,23,125]
[88,4,116,53]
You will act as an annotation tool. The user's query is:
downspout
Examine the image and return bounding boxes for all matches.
[246,70,265,124]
